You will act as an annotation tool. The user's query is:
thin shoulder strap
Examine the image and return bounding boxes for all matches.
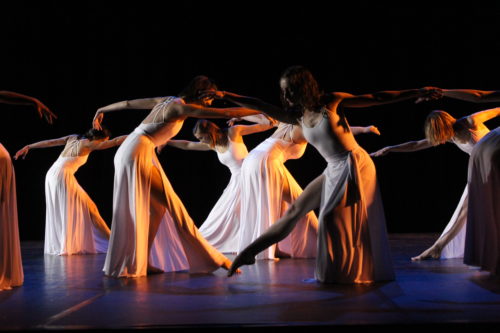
[151,96,175,123]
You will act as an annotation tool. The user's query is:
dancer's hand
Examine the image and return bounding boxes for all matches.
[200,90,225,100]
[93,110,104,130]
[227,250,255,277]
[13,146,30,160]
[34,99,57,124]
[227,117,241,126]
[415,86,443,104]
[367,125,381,135]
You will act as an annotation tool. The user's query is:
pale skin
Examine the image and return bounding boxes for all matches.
[0,90,56,124]
[217,82,442,276]
[371,107,500,260]
[93,94,261,274]
[13,134,128,239]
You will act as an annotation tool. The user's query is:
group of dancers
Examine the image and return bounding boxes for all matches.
[1,66,499,291]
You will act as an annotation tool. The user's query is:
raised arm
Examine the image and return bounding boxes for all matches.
[166,140,211,151]
[93,97,166,129]
[443,89,500,103]
[370,139,432,157]
[351,125,381,136]
[209,90,298,125]
[229,122,275,138]
[89,135,128,151]
[13,135,75,160]
[336,87,442,108]
[177,102,261,120]
[0,90,56,124]
[467,107,500,127]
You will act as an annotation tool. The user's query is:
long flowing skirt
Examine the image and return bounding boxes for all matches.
[464,127,500,275]
[436,186,468,259]
[315,147,394,284]
[0,143,23,290]
[238,139,318,260]
[103,129,227,277]
[199,172,241,253]
[44,157,109,255]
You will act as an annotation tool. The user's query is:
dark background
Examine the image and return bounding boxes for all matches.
[1,1,500,241]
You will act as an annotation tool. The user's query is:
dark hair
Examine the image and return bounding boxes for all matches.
[280,65,323,113]
[79,127,111,141]
[281,65,349,131]
[178,75,218,103]
[192,119,228,148]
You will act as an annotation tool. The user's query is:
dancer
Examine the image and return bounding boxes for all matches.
[215,65,440,283]
[0,91,55,290]
[14,128,126,255]
[371,108,498,260]
[164,118,276,253]
[93,75,260,278]
[438,89,500,275]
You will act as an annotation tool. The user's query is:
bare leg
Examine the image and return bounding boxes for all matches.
[87,202,111,239]
[412,194,468,261]
[228,174,324,276]
[147,166,168,274]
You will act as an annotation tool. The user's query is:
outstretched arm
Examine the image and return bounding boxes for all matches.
[351,125,381,136]
[443,89,500,103]
[0,90,56,124]
[93,97,166,129]
[89,135,128,150]
[166,140,211,151]
[229,122,275,138]
[336,87,442,108]
[467,107,500,127]
[13,135,75,160]
[178,102,261,119]
[370,139,432,157]
[208,90,298,125]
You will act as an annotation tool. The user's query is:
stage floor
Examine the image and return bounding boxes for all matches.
[1,234,500,331]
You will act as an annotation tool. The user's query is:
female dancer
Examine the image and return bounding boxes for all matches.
[93,76,260,277]
[0,91,55,290]
[14,128,126,255]
[164,118,275,253]
[438,89,500,275]
[215,65,440,283]
[371,108,498,261]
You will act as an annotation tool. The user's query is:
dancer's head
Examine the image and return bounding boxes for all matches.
[80,127,111,142]
[424,110,457,145]
[192,119,228,148]
[279,65,323,113]
[178,75,218,106]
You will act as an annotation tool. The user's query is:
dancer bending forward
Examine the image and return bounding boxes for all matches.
[94,76,259,277]
[15,128,125,255]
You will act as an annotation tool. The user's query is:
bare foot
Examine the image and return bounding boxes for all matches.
[411,245,442,261]
[147,264,164,274]
[275,247,291,259]
[228,251,255,277]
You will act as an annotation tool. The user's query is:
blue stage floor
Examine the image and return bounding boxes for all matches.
[1,234,500,331]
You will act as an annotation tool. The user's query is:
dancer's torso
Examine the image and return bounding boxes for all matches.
[216,140,248,174]
[451,120,490,155]
[138,96,185,146]
[301,107,359,163]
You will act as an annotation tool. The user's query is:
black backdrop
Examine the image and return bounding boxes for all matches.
[2,1,500,240]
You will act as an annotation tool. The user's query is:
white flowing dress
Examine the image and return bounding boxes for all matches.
[0,143,23,290]
[301,108,394,284]
[436,125,490,259]
[238,123,318,260]
[103,97,228,277]
[44,138,109,255]
[199,139,248,253]
[464,126,500,275]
